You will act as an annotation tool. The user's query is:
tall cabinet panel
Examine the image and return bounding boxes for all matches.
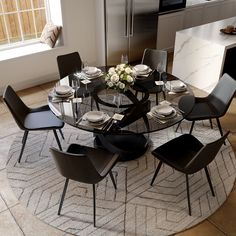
[106,0,129,66]
[129,0,159,62]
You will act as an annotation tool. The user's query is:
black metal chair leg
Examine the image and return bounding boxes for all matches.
[150,161,163,186]
[53,129,62,151]
[58,178,69,215]
[216,118,225,145]
[162,90,166,101]
[175,121,181,132]
[186,174,191,216]
[209,119,213,129]
[59,129,64,140]
[90,97,94,111]
[216,118,223,137]
[93,184,96,227]
[109,171,117,189]
[18,131,29,163]
[189,121,195,135]
[204,167,215,197]
[155,93,159,105]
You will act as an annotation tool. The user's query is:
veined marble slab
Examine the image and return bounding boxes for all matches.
[172,17,236,93]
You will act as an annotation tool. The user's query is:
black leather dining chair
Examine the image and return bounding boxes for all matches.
[142,48,168,71]
[57,51,82,79]
[3,85,64,163]
[150,131,229,215]
[135,48,168,104]
[50,144,119,227]
[176,73,236,136]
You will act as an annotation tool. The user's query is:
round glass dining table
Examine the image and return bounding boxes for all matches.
[48,71,193,135]
[48,69,194,160]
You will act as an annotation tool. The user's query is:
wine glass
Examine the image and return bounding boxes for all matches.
[72,76,80,98]
[157,62,165,80]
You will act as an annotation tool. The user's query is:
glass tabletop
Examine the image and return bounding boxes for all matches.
[48,71,193,135]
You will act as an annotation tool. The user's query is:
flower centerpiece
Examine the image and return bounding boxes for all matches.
[105,64,135,92]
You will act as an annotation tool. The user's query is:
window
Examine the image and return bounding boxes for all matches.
[0,0,50,48]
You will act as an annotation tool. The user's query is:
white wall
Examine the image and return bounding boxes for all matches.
[0,0,98,95]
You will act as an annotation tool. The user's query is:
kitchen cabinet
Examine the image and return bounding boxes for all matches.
[184,5,204,29]
[219,0,235,19]
[157,0,236,50]
[157,11,184,50]
[202,1,223,24]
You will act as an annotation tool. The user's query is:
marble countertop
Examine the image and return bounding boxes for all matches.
[177,17,236,48]
[186,0,225,7]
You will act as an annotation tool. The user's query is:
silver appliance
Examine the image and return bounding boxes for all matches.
[159,0,186,14]
[96,0,159,66]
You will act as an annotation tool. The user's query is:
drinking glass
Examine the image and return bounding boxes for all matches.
[157,62,165,80]
[121,54,128,64]
[72,76,80,97]
[113,92,122,112]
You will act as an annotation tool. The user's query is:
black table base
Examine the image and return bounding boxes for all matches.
[94,133,149,161]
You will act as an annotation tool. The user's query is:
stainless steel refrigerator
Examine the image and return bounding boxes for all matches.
[96,0,159,66]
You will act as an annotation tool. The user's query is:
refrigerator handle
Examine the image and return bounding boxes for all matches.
[125,0,129,37]
[130,0,134,37]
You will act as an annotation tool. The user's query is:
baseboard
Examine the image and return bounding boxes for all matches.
[0,73,58,96]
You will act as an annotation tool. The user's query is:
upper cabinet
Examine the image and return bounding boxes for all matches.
[157,0,236,50]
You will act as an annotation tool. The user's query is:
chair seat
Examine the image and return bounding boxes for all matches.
[179,96,220,121]
[67,144,117,177]
[152,134,203,172]
[24,109,64,130]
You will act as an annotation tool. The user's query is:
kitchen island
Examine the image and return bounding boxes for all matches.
[172,16,236,93]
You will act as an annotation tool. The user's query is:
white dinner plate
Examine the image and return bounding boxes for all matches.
[83,67,100,75]
[82,68,102,79]
[55,85,73,95]
[151,105,175,116]
[168,80,187,92]
[134,64,149,72]
[134,64,152,76]
[53,89,74,98]
[85,111,106,123]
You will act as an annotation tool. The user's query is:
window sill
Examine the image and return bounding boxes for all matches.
[0,43,60,62]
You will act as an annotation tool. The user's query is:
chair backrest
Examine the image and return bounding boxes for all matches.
[50,147,102,184]
[178,95,196,117]
[141,48,168,71]
[57,52,82,79]
[185,131,230,174]
[209,73,236,116]
[3,85,29,130]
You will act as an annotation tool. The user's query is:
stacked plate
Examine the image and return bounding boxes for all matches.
[82,66,102,78]
[54,85,74,98]
[133,64,151,76]
[169,80,187,93]
[83,111,109,126]
[151,104,177,120]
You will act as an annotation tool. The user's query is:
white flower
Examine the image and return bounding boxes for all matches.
[105,64,134,92]
[127,75,133,83]
[119,82,125,89]
[110,74,119,83]
[117,64,125,70]
[107,81,114,87]
[125,67,132,74]
[108,67,115,74]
